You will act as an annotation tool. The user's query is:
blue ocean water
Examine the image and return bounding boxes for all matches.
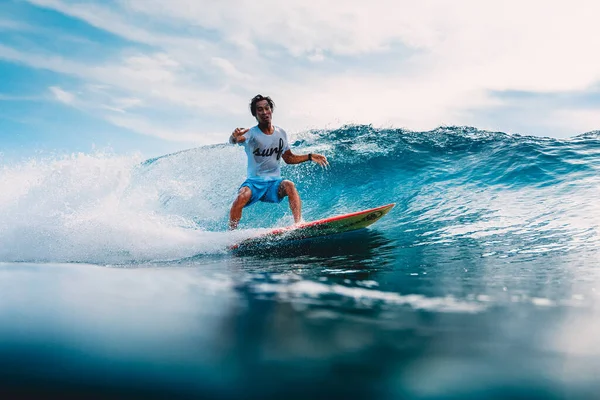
[1,125,599,399]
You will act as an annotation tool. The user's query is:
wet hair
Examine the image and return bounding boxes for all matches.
[249,94,275,117]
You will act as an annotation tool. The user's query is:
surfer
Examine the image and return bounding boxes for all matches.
[228,94,329,229]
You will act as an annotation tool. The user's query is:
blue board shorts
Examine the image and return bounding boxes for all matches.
[240,177,285,207]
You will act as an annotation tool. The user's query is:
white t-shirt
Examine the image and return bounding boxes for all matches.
[240,125,290,179]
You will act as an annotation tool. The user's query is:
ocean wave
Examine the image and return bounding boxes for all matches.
[0,126,598,263]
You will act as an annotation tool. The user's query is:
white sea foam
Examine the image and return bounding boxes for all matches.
[252,280,485,313]
[0,151,250,263]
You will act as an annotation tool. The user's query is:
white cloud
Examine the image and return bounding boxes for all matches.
[0,19,30,31]
[210,57,251,81]
[113,97,143,110]
[120,0,439,56]
[0,44,246,117]
[105,114,221,143]
[553,109,600,135]
[10,0,600,143]
[26,0,168,46]
[49,86,75,104]
[307,49,325,63]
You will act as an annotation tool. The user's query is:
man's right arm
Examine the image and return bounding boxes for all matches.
[230,127,249,144]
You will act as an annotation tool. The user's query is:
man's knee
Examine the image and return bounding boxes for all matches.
[233,187,252,207]
[278,180,296,197]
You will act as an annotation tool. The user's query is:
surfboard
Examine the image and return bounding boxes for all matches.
[231,203,395,249]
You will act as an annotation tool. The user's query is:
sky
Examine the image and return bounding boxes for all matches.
[1,0,600,160]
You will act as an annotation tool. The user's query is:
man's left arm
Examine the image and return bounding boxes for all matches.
[282,150,329,167]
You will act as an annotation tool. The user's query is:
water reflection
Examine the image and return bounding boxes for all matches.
[233,229,396,272]
[1,259,600,399]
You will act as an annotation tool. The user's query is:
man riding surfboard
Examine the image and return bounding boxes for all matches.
[228,94,328,229]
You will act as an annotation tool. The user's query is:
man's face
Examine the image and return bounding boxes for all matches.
[255,100,272,124]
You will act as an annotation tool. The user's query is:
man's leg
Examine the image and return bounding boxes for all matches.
[229,186,252,230]
[278,180,302,224]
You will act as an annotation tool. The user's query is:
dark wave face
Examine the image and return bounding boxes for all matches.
[215,125,599,258]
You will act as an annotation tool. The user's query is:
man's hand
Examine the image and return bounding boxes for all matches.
[231,127,249,143]
[310,153,329,168]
